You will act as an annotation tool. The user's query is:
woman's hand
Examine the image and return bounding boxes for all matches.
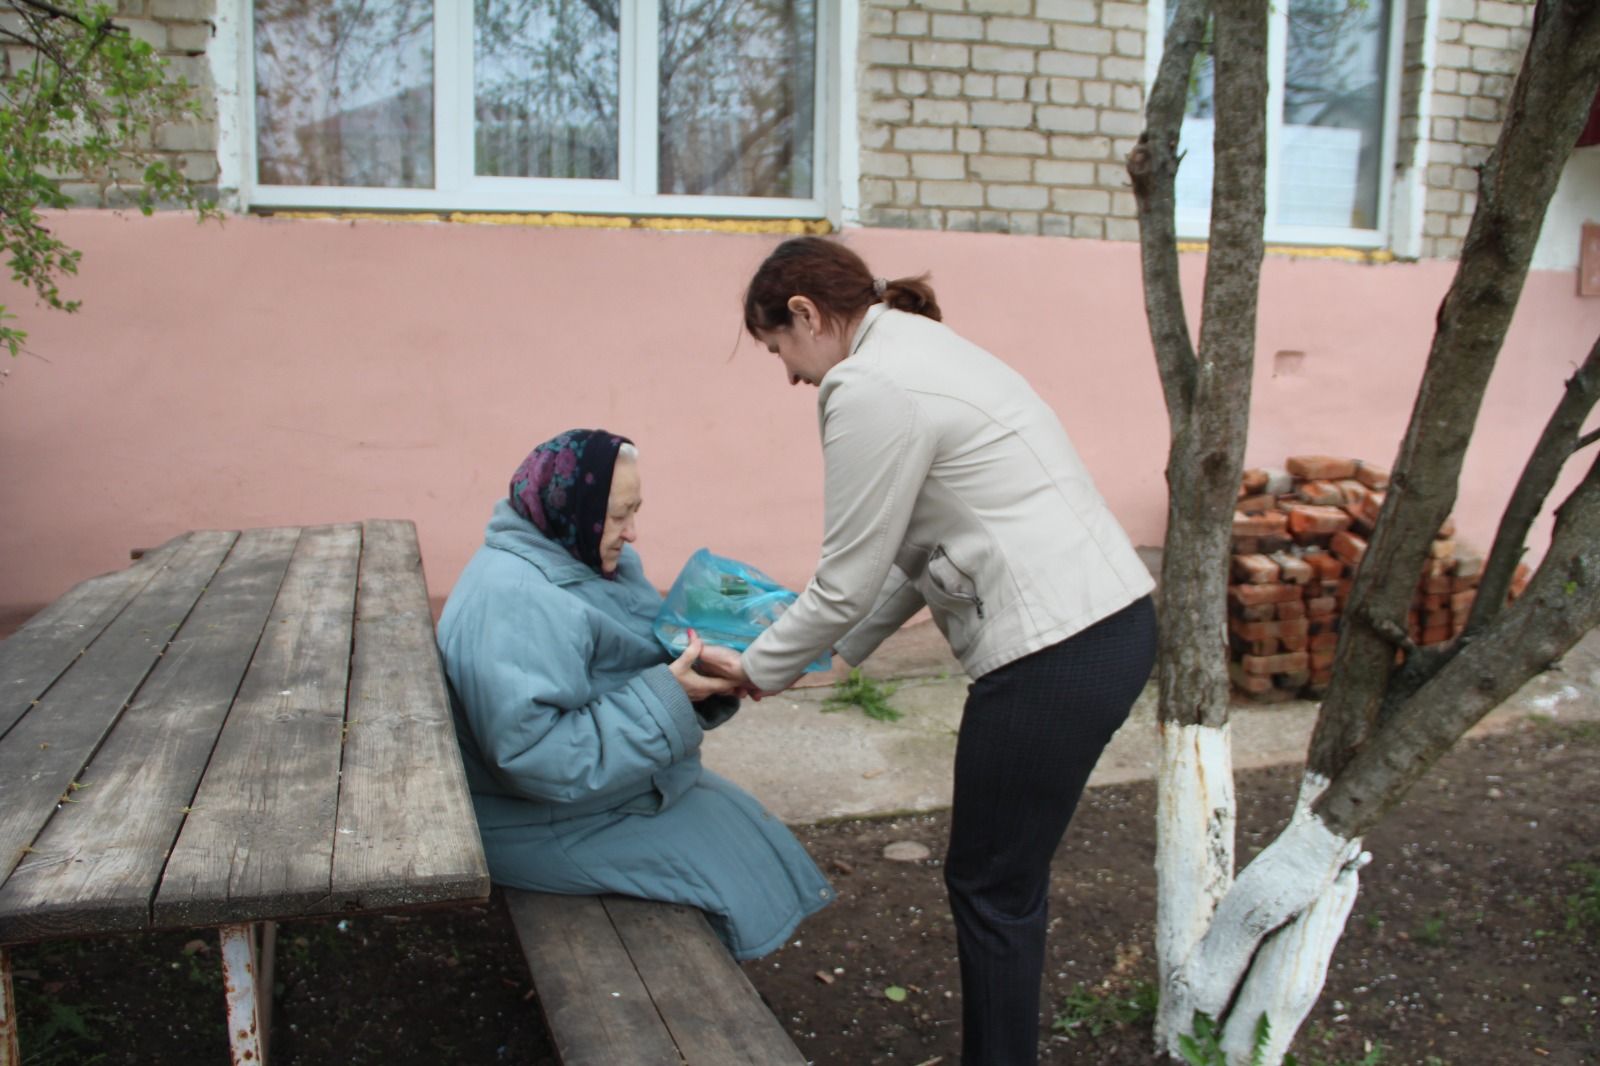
[693,643,775,701]
[669,631,741,703]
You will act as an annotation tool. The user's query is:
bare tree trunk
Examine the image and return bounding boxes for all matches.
[1130,0,1600,1061]
[1129,0,1269,1048]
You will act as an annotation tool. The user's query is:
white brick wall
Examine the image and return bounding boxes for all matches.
[857,0,1145,236]
[39,0,219,208]
[859,0,1541,258]
[1416,0,1533,259]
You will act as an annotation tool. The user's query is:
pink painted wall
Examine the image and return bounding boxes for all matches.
[1,212,1596,619]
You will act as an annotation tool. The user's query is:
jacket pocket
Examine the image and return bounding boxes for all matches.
[926,546,986,619]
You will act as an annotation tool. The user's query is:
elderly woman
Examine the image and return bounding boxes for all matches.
[436,428,832,960]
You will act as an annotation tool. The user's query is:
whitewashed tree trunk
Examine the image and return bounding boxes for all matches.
[1215,779,1369,1064]
[1157,785,1362,1061]
[1131,2,1600,1063]
[1154,721,1235,1050]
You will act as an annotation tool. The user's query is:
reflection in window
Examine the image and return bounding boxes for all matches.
[1164,0,1392,236]
[255,0,435,188]
[1170,8,1215,218]
[657,0,816,198]
[1279,0,1390,229]
[475,0,621,179]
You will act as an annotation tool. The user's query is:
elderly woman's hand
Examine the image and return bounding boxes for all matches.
[670,631,741,702]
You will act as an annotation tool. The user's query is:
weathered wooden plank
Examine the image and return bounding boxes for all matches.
[154,524,361,928]
[505,890,683,1066]
[330,520,488,911]
[0,532,235,887]
[0,537,184,739]
[605,896,807,1065]
[0,530,300,943]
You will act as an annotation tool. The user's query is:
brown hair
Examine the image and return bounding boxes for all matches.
[742,237,941,339]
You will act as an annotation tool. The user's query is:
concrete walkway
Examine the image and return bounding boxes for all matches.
[701,617,1600,825]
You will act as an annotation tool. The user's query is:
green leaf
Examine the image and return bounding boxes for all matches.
[883,985,907,1002]
[0,0,213,351]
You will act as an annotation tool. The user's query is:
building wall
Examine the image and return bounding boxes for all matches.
[1,214,1596,619]
[857,0,1148,238]
[21,0,222,207]
[43,0,1578,266]
[1418,0,1533,259]
[856,0,1550,258]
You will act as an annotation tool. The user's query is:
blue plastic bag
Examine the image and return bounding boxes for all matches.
[653,549,833,673]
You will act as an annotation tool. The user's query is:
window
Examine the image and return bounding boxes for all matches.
[1161,0,1403,247]
[247,0,831,217]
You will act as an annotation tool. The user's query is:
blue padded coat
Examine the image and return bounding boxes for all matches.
[436,501,832,959]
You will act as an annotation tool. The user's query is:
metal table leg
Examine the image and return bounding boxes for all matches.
[220,922,276,1064]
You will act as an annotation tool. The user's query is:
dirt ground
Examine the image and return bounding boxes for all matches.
[8,719,1598,1065]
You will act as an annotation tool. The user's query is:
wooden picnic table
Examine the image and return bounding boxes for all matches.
[0,520,490,1065]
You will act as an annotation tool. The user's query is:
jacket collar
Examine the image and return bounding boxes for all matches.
[484,498,634,587]
[849,303,889,355]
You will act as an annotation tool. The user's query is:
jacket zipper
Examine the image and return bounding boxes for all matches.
[932,548,985,619]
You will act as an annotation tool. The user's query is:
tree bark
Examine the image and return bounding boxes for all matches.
[1131,3,1226,1041]
[1466,334,1600,634]
[1317,452,1600,837]
[1134,2,1600,1063]
[1308,0,1600,782]
[1131,0,1267,1052]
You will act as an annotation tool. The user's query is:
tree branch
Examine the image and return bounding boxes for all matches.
[1316,446,1600,840]
[7,0,126,33]
[1129,0,1207,422]
[1149,0,1264,732]
[1307,0,1600,781]
[1466,331,1600,635]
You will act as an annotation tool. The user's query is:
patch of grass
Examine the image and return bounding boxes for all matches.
[1528,715,1600,742]
[1564,861,1600,937]
[1175,1011,1230,1065]
[1412,914,1448,947]
[12,974,111,1066]
[1051,979,1157,1039]
[823,668,901,722]
[1173,1011,1387,1066]
[1293,1041,1387,1066]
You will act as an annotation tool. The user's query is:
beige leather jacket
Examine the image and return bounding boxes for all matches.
[741,305,1155,693]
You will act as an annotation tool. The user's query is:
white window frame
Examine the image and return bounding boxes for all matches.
[1147,0,1407,250]
[214,0,854,221]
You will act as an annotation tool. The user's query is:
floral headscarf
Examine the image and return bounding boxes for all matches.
[509,428,633,576]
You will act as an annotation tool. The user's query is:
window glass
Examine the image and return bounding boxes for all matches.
[1279,0,1390,229]
[255,0,435,187]
[657,0,816,197]
[1172,13,1215,218]
[474,0,621,179]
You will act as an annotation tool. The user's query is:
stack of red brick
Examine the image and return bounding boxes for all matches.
[1226,454,1514,702]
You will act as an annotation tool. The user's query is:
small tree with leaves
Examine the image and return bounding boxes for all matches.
[0,0,214,357]
[1129,0,1600,1061]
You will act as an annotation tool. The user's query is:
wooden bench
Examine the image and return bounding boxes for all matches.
[506,890,808,1065]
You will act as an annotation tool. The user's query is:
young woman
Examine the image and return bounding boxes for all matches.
[700,238,1159,1063]
[436,429,832,959]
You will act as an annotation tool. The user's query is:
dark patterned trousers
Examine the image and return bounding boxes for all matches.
[944,595,1158,1065]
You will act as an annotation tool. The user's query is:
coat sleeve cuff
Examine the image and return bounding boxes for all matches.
[638,663,704,759]
[693,693,741,730]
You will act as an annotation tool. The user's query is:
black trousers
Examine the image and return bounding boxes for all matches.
[944,595,1158,1065]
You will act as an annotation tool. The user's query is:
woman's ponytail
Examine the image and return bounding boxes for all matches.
[880,275,941,322]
